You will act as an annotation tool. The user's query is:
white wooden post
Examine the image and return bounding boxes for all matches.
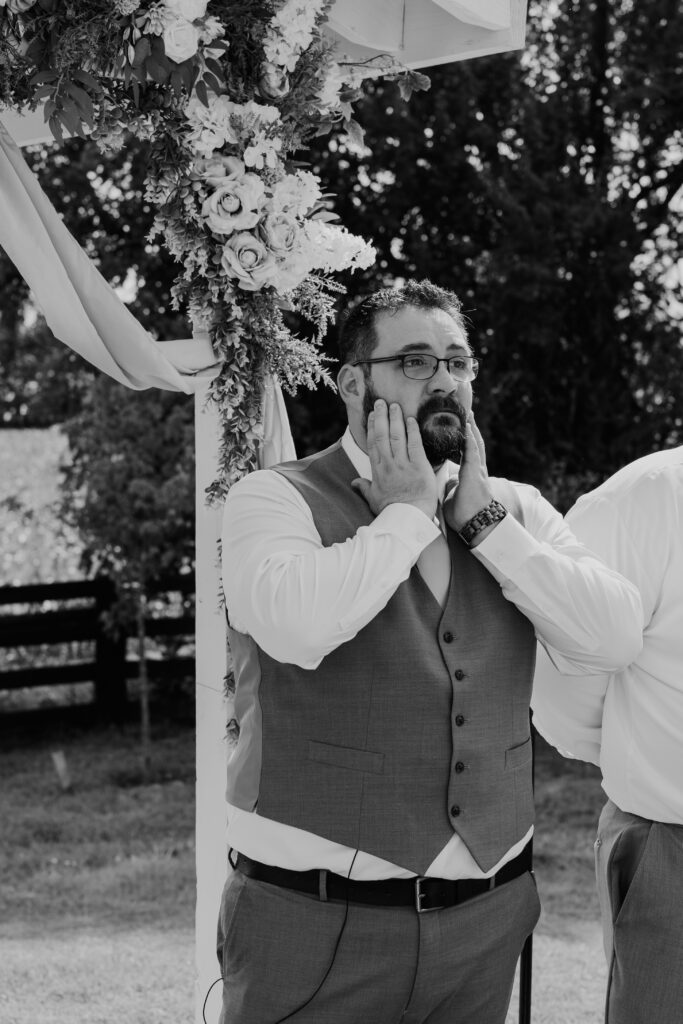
[194,382,230,1024]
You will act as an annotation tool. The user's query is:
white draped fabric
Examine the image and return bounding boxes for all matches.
[327,0,526,68]
[0,119,295,460]
[0,120,214,392]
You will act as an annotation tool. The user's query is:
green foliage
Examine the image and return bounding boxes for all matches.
[0,1,227,139]
[305,0,683,506]
[0,426,82,584]
[60,376,195,626]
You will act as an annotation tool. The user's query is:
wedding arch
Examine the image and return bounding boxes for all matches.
[0,2,528,1019]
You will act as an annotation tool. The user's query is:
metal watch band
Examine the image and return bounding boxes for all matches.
[458,499,508,545]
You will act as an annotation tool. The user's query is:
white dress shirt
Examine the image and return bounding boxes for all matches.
[532,447,683,825]
[222,429,643,878]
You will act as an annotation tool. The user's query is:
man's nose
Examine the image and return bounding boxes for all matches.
[427,361,459,393]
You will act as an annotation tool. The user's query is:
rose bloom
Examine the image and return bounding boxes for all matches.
[220,232,277,291]
[195,154,244,187]
[0,0,38,10]
[164,0,208,19]
[260,212,299,258]
[163,16,200,62]
[202,172,265,234]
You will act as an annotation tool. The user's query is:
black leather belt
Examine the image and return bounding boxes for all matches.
[235,843,532,913]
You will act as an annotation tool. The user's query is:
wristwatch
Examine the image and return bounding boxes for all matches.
[458,499,507,546]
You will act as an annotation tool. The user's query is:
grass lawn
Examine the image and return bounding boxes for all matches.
[0,711,607,1024]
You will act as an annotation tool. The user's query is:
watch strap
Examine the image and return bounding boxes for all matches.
[459,499,507,545]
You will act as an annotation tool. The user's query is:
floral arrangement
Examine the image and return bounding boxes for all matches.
[0,0,428,498]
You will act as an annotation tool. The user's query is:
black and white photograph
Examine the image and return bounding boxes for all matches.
[0,2,681,1022]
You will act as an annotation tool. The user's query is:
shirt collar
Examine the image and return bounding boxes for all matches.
[341,426,458,503]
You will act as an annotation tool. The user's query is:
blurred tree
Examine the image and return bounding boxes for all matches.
[304,0,683,507]
[60,376,194,769]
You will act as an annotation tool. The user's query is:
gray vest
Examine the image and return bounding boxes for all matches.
[227,442,536,874]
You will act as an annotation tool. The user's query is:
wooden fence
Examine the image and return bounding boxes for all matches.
[0,576,195,718]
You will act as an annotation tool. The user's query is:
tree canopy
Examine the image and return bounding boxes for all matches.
[304,0,683,505]
[0,0,681,515]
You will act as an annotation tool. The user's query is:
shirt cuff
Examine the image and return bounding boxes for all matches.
[470,513,537,582]
[374,501,441,553]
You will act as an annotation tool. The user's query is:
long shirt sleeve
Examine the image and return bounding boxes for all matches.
[473,483,644,675]
[223,451,643,675]
[222,467,440,668]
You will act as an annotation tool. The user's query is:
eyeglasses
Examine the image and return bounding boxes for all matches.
[352,353,479,382]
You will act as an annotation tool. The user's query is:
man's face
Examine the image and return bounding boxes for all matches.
[360,306,473,466]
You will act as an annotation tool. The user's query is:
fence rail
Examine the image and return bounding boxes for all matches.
[0,576,195,718]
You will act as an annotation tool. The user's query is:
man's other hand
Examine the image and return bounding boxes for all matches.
[444,414,494,535]
[351,400,438,520]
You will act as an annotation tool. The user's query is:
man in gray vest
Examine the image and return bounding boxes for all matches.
[219,279,643,1024]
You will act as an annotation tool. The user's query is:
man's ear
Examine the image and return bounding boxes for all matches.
[337,363,364,409]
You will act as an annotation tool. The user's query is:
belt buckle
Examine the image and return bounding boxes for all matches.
[414,876,443,914]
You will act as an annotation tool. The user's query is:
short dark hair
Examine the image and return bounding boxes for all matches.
[337,280,469,368]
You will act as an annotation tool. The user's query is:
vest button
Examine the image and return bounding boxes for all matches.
[455,761,465,773]
[450,804,461,817]
[455,714,465,727]
[442,631,454,643]
[454,669,465,680]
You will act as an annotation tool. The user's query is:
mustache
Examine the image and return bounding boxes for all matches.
[417,394,468,423]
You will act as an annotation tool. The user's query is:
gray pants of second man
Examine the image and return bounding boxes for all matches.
[595,799,683,1024]
[216,866,540,1024]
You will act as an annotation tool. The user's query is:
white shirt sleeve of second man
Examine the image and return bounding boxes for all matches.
[221,468,441,668]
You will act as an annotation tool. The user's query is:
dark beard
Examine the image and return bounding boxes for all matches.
[362,384,467,467]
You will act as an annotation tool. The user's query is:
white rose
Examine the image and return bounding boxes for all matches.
[195,154,243,187]
[163,16,200,62]
[260,212,300,258]
[202,172,265,234]
[220,232,277,291]
[2,0,38,10]
[164,0,208,19]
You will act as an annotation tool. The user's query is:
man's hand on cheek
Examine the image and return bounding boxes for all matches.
[443,414,495,536]
[351,400,438,520]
